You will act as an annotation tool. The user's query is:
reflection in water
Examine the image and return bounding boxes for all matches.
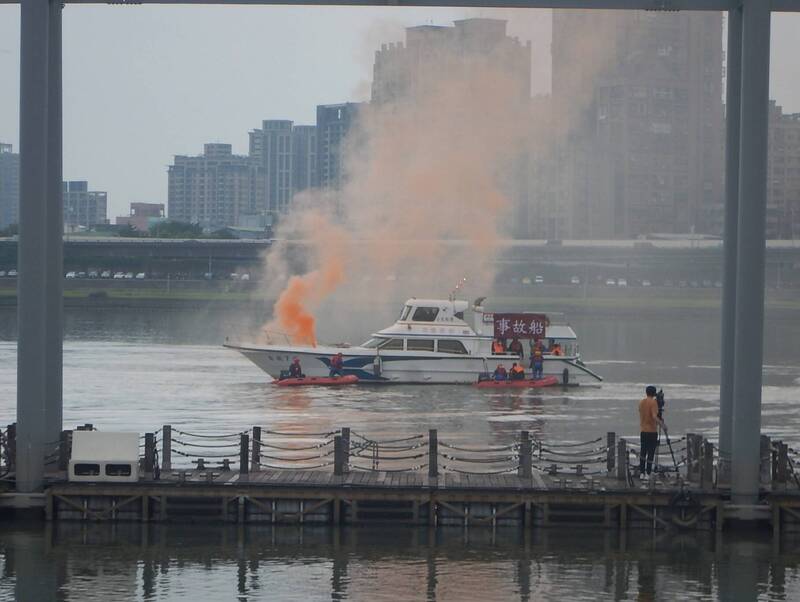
[2,524,800,601]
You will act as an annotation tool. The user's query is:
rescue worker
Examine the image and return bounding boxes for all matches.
[287,357,304,378]
[510,362,525,380]
[639,385,667,481]
[493,364,508,381]
[492,338,506,354]
[529,340,544,379]
[329,352,344,377]
[508,337,524,358]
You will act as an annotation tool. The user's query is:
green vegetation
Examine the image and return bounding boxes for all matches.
[147,221,237,239]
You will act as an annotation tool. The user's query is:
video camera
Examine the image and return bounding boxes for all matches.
[656,389,666,419]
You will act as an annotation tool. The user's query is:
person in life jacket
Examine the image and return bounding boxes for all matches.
[529,340,544,379]
[508,337,524,358]
[493,364,508,381]
[329,352,344,377]
[510,362,525,380]
[287,357,304,379]
[551,341,563,356]
[492,338,506,354]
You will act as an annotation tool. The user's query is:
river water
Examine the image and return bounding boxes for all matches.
[0,305,799,601]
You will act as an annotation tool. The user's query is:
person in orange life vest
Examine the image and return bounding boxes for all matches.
[510,362,525,380]
[288,358,304,378]
[329,352,344,377]
[492,338,505,354]
[551,341,563,356]
[529,340,544,379]
[493,364,508,381]
[508,337,524,358]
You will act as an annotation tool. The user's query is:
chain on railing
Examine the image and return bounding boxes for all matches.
[349,432,428,471]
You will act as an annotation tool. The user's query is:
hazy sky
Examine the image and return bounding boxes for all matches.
[0,6,798,218]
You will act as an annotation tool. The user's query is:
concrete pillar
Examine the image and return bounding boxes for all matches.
[44,0,63,452]
[16,0,50,493]
[731,0,771,505]
[718,5,742,483]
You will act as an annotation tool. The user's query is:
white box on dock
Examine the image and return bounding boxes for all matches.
[68,431,140,483]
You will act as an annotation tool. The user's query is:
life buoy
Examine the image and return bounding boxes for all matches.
[562,368,570,385]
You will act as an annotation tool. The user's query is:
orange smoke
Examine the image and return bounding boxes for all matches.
[265,212,347,346]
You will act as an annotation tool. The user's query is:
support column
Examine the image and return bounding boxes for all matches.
[44,0,63,453]
[16,0,50,493]
[731,0,771,505]
[718,5,742,484]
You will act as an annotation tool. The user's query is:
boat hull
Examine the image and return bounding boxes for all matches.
[474,376,560,389]
[225,344,602,385]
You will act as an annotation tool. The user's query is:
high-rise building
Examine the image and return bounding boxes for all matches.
[549,11,724,239]
[316,103,364,190]
[371,18,531,105]
[167,143,264,229]
[63,181,107,229]
[767,101,800,239]
[0,143,19,229]
[249,120,294,217]
[292,125,317,193]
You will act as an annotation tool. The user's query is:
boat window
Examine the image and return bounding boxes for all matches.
[454,311,464,320]
[412,307,439,322]
[379,338,405,351]
[437,339,468,354]
[399,305,412,321]
[361,338,381,348]
[407,339,434,352]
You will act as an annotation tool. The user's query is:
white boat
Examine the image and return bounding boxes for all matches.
[225,297,603,385]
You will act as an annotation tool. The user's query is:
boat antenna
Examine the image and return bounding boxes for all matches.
[449,277,467,301]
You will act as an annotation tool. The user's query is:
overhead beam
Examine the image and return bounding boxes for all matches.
[0,0,748,9]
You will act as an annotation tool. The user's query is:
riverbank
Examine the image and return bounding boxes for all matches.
[1,282,797,315]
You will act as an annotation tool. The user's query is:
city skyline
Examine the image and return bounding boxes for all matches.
[0,7,799,218]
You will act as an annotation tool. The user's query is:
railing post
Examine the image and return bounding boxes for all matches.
[341,427,350,473]
[616,438,627,482]
[760,435,771,486]
[144,433,155,475]
[239,432,249,475]
[57,429,71,472]
[518,431,532,479]
[428,429,438,478]
[251,426,261,471]
[686,434,701,481]
[5,423,16,473]
[162,425,172,472]
[334,435,344,476]
[701,439,714,489]
[607,432,616,473]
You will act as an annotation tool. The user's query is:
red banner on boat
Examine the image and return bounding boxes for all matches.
[492,313,547,340]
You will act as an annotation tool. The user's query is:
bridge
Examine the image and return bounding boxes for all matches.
[2,0,800,519]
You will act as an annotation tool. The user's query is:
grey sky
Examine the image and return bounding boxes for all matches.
[0,7,798,218]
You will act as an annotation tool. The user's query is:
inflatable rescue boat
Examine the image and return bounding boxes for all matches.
[273,375,360,387]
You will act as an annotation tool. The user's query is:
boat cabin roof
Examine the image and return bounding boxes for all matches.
[397,298,470,325]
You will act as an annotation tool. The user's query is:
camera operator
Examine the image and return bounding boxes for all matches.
[639,385,667,481]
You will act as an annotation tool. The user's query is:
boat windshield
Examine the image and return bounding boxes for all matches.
[361,338,382,348]
[399,305,412,321]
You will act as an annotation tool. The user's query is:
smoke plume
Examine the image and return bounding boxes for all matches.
[260,12,621,345]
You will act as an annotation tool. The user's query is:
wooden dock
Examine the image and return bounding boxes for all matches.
[4,423,800,535]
